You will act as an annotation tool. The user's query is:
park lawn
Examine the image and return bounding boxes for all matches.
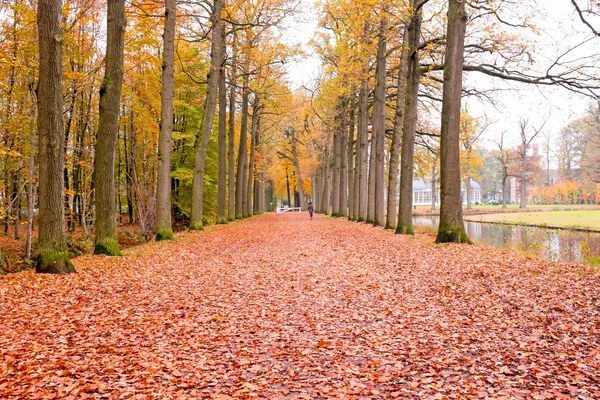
[465,209,600,231]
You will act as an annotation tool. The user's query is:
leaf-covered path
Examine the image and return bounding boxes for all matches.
[1,213,599,399]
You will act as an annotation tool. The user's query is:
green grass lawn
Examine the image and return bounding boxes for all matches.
[465,210,600,231]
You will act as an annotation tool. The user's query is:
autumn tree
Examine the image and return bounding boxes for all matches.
[190,0,224,230]
[94,0,126,255]
[459,111,485,209]
[155,0,176,240]
[396,0,424,235]
[435,0,471,244]
[515,119,544,208]
[36,0,75,272]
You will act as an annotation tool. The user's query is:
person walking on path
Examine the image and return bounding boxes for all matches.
[307,202,314,220]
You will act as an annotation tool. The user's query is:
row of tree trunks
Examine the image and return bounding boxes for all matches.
[372,16,388,227]
[311,0,470,245]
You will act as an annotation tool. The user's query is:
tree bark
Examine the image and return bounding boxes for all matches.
[347,98,356,220]
[436,0,471,244]
[386,28,409,229]
[26,101,37,261]
[36,0,75,273]
[236,71,250,219]
[227,37,237,221]
[246,97,259,216]
[94,0,126,255]
[357,81,369,222]
[291,130,305,211]
[190,0,224,230]
[320,136,331,214]
[396,1,422,235]
[373,17,388,227]
[285,168,292,207]
[339,99,348,217]
[520,175,527,208]
[366,132,376,224]
[331,116,341,216]
[155,0,176,240]
[217,39,227,224]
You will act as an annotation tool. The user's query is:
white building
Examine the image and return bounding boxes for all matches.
[412,179,481,206]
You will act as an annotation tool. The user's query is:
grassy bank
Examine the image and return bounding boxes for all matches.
[465,210,600,231]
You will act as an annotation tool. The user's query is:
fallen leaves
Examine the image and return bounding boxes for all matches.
[0,213,599,398]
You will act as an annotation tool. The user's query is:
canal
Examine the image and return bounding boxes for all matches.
[414,216,600,264]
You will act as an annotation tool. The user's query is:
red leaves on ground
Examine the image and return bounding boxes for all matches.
[1,213,599,398]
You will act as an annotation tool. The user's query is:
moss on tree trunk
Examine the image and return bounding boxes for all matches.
[36,250,75,274]
[94,236,122,256]
[435,224,472,244]
[395,223,414,235]
[155,228,175,241]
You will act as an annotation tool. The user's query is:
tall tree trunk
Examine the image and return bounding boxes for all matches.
[291,133,305,211]
[347,98,356,220]
[94,0,126,255]
[217,43,227,224]
[190,0,224,230]
[155,0,176,240]
[320,137,331,214]
[386,28,409,229]
[436,0,471,244]
[26,100,36,261]
[502,173,508,209]
[373,17,388,227]
[313,170,320,211]
[246,97,259,216]
[339,99,348,217]
[520,175,527,208]
[227,38,237,221]
[12,176,20,239]
[366,133,376,224]
[125,111,134,224]
[396,1,422,235]
[357,81,369,222]
[285,168,292,207]
[331,119,341,216]
[235,71,250,219]
[36,0,74,273]
[253,126,263,213]
[431,155,438,211]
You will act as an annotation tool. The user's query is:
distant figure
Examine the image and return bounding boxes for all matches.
[307,202,314,220]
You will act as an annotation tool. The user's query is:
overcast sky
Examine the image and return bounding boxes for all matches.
[282,0,600,151]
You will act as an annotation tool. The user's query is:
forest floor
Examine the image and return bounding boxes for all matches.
[1,213,599,399]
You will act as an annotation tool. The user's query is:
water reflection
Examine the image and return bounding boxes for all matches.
[414,216,600,264]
